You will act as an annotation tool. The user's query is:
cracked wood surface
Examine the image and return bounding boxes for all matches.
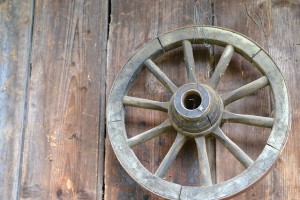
[19,0,108,199]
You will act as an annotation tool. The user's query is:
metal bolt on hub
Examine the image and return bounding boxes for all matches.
[107,26,290,200]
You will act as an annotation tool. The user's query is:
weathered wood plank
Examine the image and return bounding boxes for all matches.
[264,2,300,199]
[214,1,272,199]
[0,1,33,199]
[215,0,299,199]
[105,0,213,199]
[20,0,108,199]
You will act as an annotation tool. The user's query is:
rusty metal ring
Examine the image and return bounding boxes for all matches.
[107,26,289,199]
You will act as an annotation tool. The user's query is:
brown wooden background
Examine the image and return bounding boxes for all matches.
[0,0,299,199]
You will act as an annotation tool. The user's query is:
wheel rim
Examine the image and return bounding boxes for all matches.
[107,26,289,199]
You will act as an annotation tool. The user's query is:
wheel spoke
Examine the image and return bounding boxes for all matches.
[155,133,187,178]
[208,45,234,89]
[123,96,168,112]
[144,59,178,93]
[223,110,274,128]
[212,127,254,168]
[127,119,173,148]
[195,137,213,186]
[221,76,269,106]
[183,40,197,83]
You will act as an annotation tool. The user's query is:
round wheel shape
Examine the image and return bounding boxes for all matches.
[107,26,289,200]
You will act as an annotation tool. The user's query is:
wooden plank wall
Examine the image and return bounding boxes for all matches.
[20,0,109,199]
[105,0,214,199]
[104,0,300,199]
[0,1,33,199]
[0,0,299,199]
[215,1,300,199]
[215,1,273,199]
[19,0,108,199]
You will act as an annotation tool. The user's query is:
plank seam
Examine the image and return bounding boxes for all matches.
[210,0,217,185]
[99,0,110,199]
[211,0,215,25]
[106,0,112,41]
[17,0,36,199]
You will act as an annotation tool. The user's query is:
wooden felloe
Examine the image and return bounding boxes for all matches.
[107,26,289,199]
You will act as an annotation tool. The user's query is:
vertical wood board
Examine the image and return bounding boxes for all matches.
[215,1,300,199]
[20,0,108,199]
[0,1,33,199]
[105,0,214,199]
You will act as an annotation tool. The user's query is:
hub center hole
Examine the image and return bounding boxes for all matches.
[183,91,202,110]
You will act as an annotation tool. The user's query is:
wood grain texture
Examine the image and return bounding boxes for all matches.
[214,1,272,199]
[265,2,300,199]
[215,0,299,199]
[105,0,214,199]
[106,0,299,199]
[0,0,298,199]
[20,0,108,199]
[0,1,33,199]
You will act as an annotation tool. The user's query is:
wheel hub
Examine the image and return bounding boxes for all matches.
[168,83,223,137]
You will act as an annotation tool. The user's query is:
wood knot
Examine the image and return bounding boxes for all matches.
[56,188,63,197]
[143,194,150,200]
[76,190,90,199]
[21,184,43,198]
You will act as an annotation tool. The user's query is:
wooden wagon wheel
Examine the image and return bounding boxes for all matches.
[107,26,289,199]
